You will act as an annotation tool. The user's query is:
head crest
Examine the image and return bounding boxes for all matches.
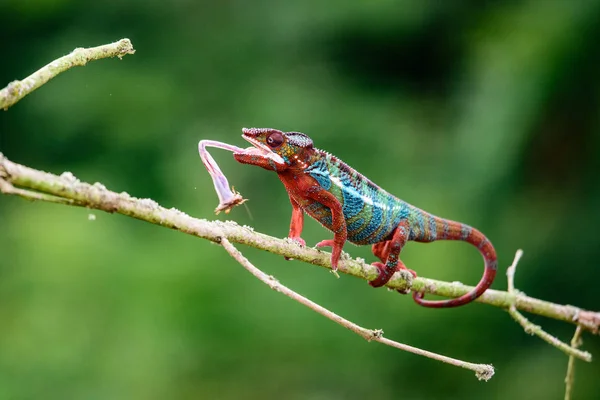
[242,127,279,137]
[286,132,313,148]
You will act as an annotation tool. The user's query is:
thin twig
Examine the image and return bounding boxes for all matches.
[507,250,591,362]
[564,325,584,400]
[1,153,599,338]
[0,39,135,110]
[219,236,495,380]
[506,250,524,293]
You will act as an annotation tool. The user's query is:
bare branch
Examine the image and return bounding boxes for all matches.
[219,236,495,380]
[0,39,135,110]
[1,154,599,340]
[506,251,591,362]
[564,326,584,400]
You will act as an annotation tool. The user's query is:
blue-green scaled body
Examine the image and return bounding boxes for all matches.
[305,151,414,245]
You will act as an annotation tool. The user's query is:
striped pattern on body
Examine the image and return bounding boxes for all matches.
[304,150,410,245]
[303,150,498,273]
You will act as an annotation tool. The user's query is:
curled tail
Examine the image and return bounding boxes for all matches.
[412,215,498,308]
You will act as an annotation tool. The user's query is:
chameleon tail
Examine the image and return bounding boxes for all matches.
[412,216,498,308]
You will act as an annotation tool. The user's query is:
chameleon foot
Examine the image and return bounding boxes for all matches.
[369,262,417,290]
[315,239,343,272]
[289,237,306,247]
[315,239,335,248]
[369,262,394,287]
[284,237,306,260]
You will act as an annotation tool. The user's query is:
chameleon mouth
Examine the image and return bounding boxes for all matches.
[239,135,285,164]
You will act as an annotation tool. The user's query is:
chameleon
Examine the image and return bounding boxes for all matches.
[233,127,498,308]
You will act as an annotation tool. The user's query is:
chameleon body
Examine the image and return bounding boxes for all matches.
[234,128,497,308]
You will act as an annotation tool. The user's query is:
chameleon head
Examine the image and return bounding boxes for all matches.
[239,128,314,169]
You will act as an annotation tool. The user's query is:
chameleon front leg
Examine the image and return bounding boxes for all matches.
[287,196,306,247]
[307,190,347,271]
[283,197,306,262]
[369,220,416,287]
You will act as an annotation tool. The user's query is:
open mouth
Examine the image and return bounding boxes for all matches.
[239,135,285,164]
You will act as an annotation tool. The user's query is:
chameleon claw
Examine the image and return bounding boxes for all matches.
[315,239,335,248]
[401,265,418,279]
[284,237,306,261]
[289,237,306,247]
[369,262,393,288]
[369,262,417,289]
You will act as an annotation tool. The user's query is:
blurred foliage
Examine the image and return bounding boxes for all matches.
[1,1,599,399]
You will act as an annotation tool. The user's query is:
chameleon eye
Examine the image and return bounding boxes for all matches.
[266,132,284,148]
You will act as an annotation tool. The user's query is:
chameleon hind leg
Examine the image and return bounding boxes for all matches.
[369,221,416,288]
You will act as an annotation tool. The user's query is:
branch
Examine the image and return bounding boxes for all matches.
[1,154,599,338]
[506,250,591,361]
[220,236,494,380]
[564,326,584,400]
[0,38,135,110]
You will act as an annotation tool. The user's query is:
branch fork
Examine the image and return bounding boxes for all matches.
[506,250,591,362]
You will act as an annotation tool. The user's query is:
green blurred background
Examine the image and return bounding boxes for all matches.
[1,1,599,399]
